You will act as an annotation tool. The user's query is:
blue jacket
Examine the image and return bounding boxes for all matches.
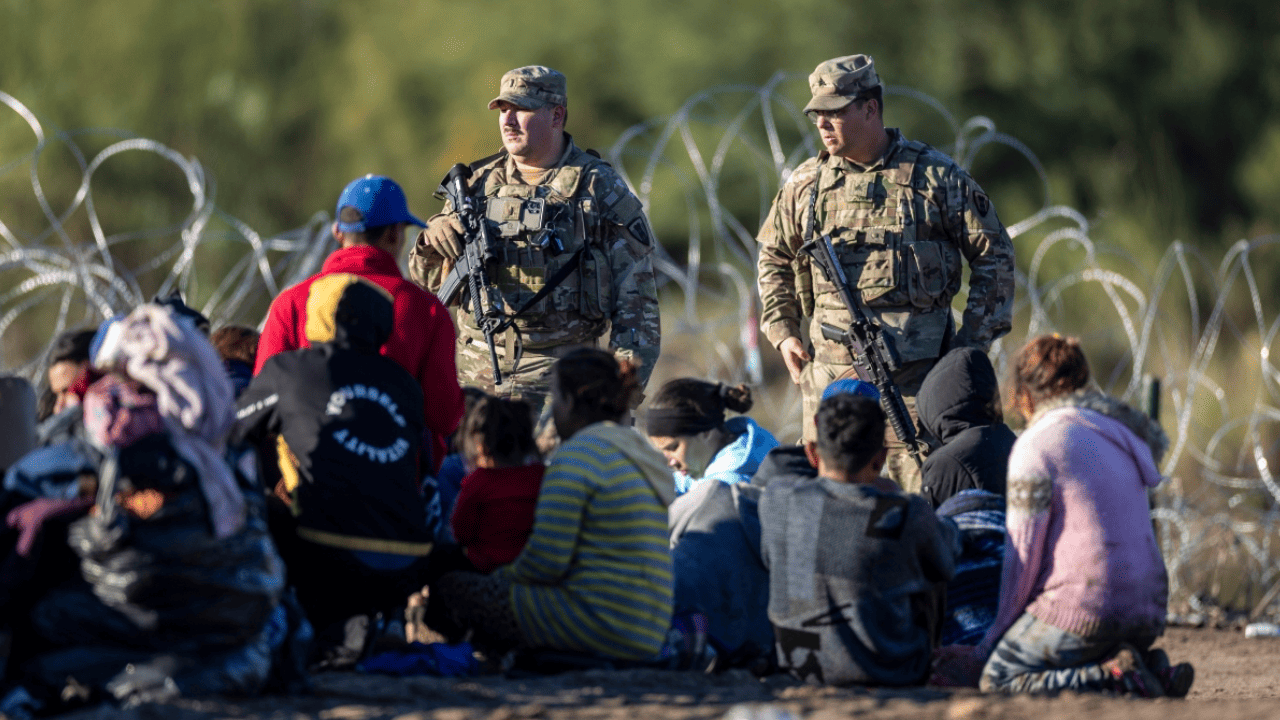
[675,416,779,495]
[668,478,772,657]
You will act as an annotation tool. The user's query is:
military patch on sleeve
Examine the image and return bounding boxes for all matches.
[972,189,991,217]
[626,217,652,246]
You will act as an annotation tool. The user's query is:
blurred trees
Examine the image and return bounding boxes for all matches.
[0,0,1273,256]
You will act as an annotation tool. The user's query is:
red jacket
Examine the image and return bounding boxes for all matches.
[451,463,545,573]
[255,244,464,445]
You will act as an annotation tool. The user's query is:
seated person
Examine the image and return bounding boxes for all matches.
[3,322,131,507]
[916,347,1016,508]
[210,324,260,399]
[9,303,281,710]
[749,377,879,489]
[760,393,958,686]
[667,377,881,667]
[935,489,1005,647]
[434,386,490,544]
[407,397,544,645]
[936,335,1192,697]
[36,329,96,424]
[668,469,772,668]
[645,379,778,494]
[232,275,433,636]
[431,349,674,661]
[450,396,544,573]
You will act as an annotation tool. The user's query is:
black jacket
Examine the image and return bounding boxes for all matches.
[915,348,1016,509]
[232,280,431,554]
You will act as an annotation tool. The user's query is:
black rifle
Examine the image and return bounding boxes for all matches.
[437,163,506,385]
[801,234,925,469]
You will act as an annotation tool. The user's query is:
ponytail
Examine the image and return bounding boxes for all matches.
[646,378,753,437]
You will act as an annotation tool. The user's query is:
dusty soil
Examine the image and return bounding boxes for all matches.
[61,627,1280,720]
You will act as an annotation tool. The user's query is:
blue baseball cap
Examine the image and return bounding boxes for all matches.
[335,175,425,233]
[821,377,880,402]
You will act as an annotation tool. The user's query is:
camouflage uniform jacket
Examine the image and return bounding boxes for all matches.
[756,129,1015,369]
[410,135,661,387]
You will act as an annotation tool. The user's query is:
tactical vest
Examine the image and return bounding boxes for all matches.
[459,151,614,349]
[806,140,963,365]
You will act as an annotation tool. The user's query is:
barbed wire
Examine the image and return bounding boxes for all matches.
[0,90,333,381]
[607,72,1280,618]
[3,80,1278,617]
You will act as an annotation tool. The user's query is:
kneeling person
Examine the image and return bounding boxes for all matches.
[760,394,959,685]
[233,276,433,633]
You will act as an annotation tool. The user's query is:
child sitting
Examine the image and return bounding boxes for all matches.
[450,396,544,572]
[409,397,543,644]
[759,393,959,685]
[434,387,491,543]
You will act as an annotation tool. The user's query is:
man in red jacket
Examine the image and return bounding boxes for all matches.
[256,175,465,457]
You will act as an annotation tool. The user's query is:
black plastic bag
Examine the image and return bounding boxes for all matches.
[67,435,284,651]
[15,432,297,707]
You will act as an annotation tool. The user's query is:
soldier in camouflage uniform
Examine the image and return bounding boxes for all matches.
[756,55,1016,492]
[410,66,661,413]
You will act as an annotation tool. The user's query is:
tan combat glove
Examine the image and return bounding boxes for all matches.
[422,214,466,259]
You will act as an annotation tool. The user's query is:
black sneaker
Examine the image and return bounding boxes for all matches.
[1145,649,1194,698]
[1101,643,1164,698]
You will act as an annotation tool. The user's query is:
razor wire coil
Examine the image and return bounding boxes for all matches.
[4,78,1280,618]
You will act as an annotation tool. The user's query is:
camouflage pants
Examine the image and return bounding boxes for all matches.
[800,357,937,494]
[456,334,603,418]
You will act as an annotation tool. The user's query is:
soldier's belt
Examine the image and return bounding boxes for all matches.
[461,328,603,353]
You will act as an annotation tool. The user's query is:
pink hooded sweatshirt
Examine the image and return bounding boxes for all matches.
[978,391,1169,655]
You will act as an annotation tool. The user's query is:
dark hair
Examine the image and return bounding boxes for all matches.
[462,386,488,415]
[815,394,885,475]
[1014,334,1090,403]
[210,325,260,365]
[461,396,536,466]
[647,378,752,437]
[38,328,96,421]
[552,348,638,424]
[36,388,54,423]
[338,207,395,246]
[858,85,884,116]
[50,329,96,365]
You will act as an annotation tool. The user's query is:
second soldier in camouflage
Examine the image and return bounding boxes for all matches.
[756,54,1016,492]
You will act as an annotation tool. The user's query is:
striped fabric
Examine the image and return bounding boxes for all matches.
[501,428,674,660]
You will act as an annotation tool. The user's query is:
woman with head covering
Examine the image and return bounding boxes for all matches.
[646,379,779,495]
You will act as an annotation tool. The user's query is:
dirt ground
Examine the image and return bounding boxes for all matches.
[60,627,1280,720]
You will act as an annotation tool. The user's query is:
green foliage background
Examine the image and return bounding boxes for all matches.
[2,0,1274,260]
[5,1,1280,611]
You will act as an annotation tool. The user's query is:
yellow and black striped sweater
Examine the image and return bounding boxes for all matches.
[500,422,674,660]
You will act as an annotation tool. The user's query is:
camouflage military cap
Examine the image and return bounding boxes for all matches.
[803,54,881,113]
[488,66,568,110]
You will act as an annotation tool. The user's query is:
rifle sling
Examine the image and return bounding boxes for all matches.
[805,175,820,245]
[494,247,584,333]
[805,172,873,382]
